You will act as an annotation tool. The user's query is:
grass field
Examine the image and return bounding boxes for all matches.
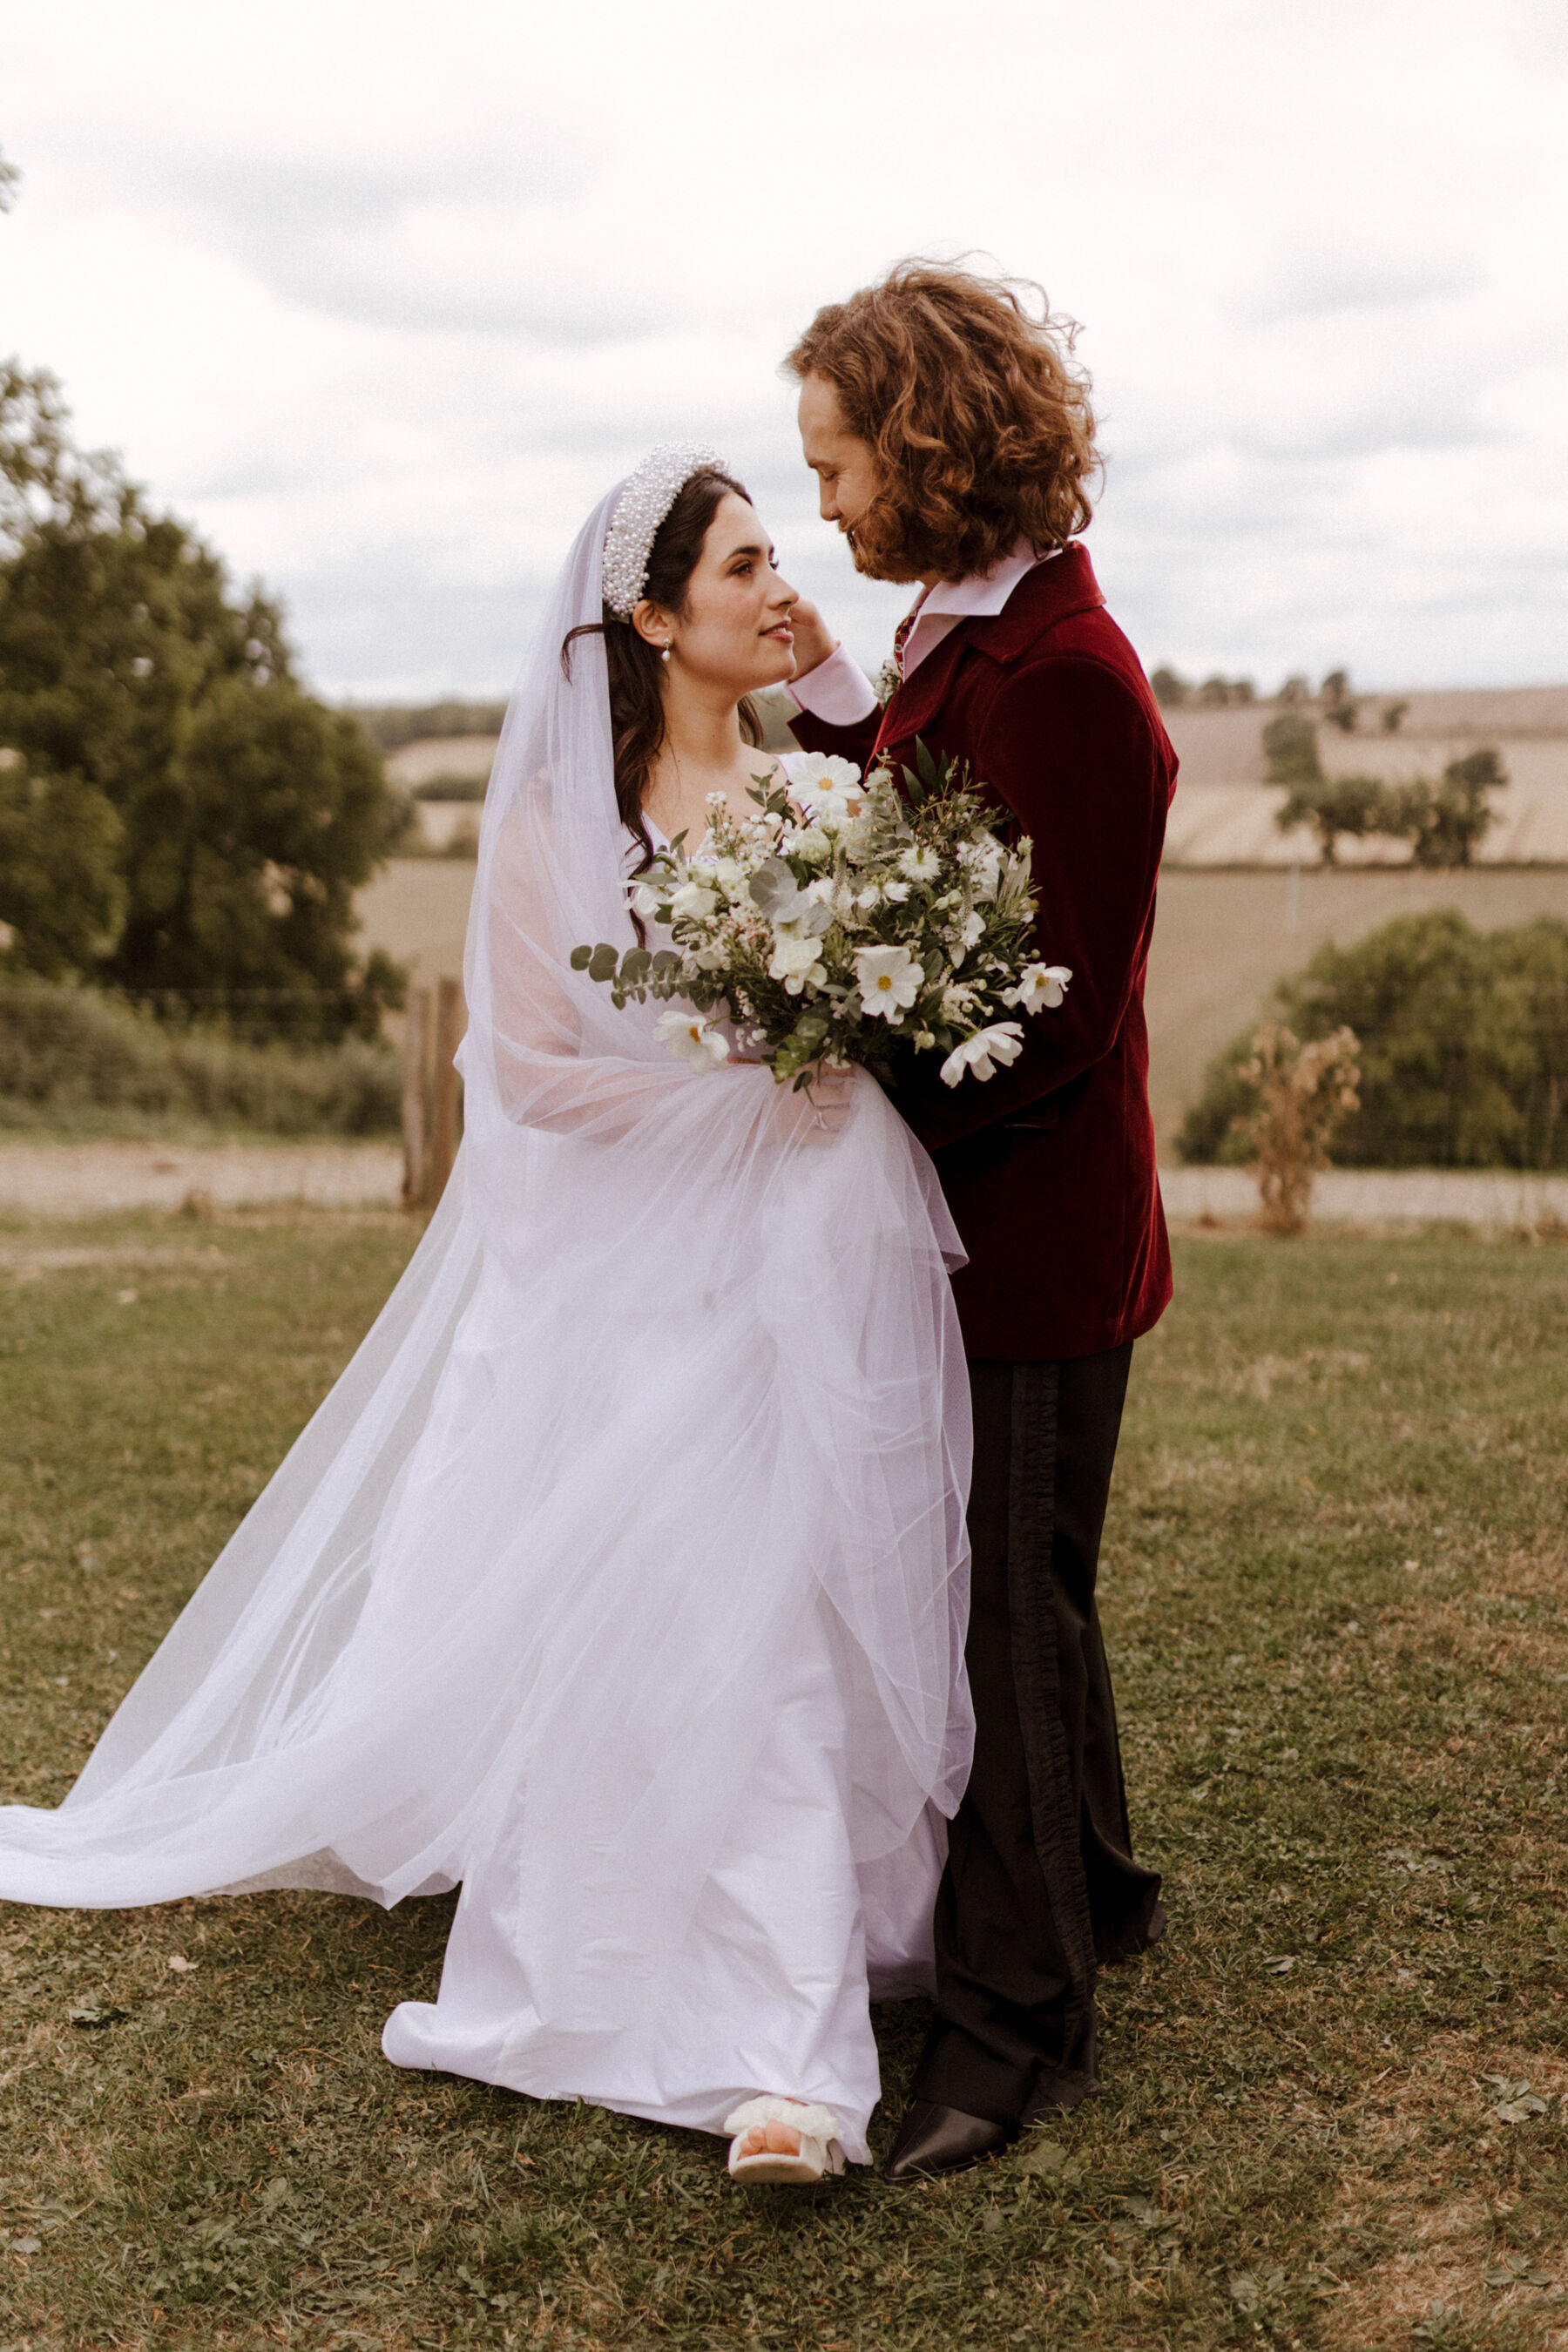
[0,1216,1565,2350]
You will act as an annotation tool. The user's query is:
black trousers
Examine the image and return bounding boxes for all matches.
[912,1348,1165,2127]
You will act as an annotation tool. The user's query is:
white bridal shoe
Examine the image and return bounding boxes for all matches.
[724,2097,846,2185]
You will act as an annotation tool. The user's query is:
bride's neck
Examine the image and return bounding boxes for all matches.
[659,673,745,776]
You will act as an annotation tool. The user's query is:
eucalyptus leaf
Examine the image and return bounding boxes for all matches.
[750,862,806,921]
[586,944,619,985]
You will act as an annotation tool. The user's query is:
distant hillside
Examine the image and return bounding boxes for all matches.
[348,700,509,755]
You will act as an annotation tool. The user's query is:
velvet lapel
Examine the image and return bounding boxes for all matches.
[873,622,970,756]
[873,544,1107,757]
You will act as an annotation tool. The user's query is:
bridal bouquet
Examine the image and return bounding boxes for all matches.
[571,746,1071,1092]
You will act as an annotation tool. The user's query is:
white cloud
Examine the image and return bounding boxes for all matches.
[1,0,1565,695]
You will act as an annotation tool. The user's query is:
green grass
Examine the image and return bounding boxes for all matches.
[0,1215,1565,2351]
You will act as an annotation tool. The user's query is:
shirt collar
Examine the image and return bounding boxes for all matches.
[921,536,1054,621]
[900,537,1061,678]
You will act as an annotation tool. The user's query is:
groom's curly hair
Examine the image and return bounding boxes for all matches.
[786,259,1101,584]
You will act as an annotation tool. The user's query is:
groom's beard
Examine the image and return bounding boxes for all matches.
[845,519,918,589]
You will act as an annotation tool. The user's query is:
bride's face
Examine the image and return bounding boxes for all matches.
[639,492,799,695]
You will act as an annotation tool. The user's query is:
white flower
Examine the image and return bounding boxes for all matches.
[939,1022,1026,1087]
[671,877,720,922]
[654,1008,730,1070]
[957,910,986,951]
[882,881,911,904]
[957,836,1005,901]
[788,825,834,868]
[769,929,828,992]
[898,843,943,883]
[855,886,881,911]
[1006,962,1073,1012]
[630,881,665,919]
[940,983,977,1023]
[781,750,862,821]
[855,943,923,1022]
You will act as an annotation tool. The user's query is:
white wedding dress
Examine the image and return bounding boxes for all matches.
[0,482,974,2165]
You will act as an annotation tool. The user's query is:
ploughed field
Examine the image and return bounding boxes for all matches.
[0,1213,1564,2349]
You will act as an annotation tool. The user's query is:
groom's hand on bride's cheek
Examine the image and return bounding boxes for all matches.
[787,599,837,681]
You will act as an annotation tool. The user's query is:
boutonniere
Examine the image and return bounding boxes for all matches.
[874,654,902,707]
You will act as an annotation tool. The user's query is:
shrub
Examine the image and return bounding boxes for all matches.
[1178,910,1568,1169]
[0,981,402,1137]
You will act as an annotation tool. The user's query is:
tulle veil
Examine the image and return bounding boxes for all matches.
[0,484,975,2038]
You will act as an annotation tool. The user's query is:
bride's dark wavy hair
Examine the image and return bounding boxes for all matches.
[562,465,765,875]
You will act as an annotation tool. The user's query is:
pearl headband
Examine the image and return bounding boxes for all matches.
[600,442,729,618]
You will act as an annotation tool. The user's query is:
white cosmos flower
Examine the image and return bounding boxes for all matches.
[939,1022,1026,1087]
[855,943,923,1021]
[899,843,943,882]
[653,1008,730,1070]
[1007,961,1073,1011]
[781,750,862,820]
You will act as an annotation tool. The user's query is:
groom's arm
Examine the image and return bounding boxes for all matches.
[786,638,882,772]
[888,654,1170,1156]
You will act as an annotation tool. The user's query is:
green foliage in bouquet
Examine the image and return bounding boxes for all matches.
[571,743,1069,1092]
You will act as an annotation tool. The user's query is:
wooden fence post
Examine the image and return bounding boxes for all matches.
[429,975,465,1206]
[401,986,430,1209]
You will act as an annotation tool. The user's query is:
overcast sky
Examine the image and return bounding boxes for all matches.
[3,0,1566,700]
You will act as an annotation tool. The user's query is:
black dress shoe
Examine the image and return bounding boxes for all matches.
[882,2099,1016,2181]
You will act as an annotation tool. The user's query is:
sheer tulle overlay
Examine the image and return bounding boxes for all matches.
[0,486,974,2159]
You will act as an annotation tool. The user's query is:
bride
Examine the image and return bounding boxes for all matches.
[0,446,974,2184]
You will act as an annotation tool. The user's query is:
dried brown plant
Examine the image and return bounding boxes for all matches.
[1233,1019,1362,1234]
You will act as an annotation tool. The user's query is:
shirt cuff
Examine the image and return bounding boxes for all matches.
[787,640,879,727]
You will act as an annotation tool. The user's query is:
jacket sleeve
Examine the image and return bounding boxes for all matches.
[889,654,1168,1154]
[788,705,883,771]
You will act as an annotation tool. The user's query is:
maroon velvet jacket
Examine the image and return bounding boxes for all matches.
[793,544,1177,1361]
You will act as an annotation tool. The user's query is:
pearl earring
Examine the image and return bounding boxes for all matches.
[660,644,672,663]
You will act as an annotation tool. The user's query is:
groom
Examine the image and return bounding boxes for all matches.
[783,261,1174,2180]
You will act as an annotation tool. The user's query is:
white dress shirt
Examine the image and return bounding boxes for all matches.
[789,537,1061,727]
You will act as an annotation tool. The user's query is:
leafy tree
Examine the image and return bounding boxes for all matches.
[1264,713,1394,863]
[0,759,125,977]
[0,366,403,1034]
[1319,668,1359,732]
[1389,749,1504,868]
[1262,713,1321,784]
[1178,909,1568,1169]
[1276,772,1396,865]
[1149,665,1187,708]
